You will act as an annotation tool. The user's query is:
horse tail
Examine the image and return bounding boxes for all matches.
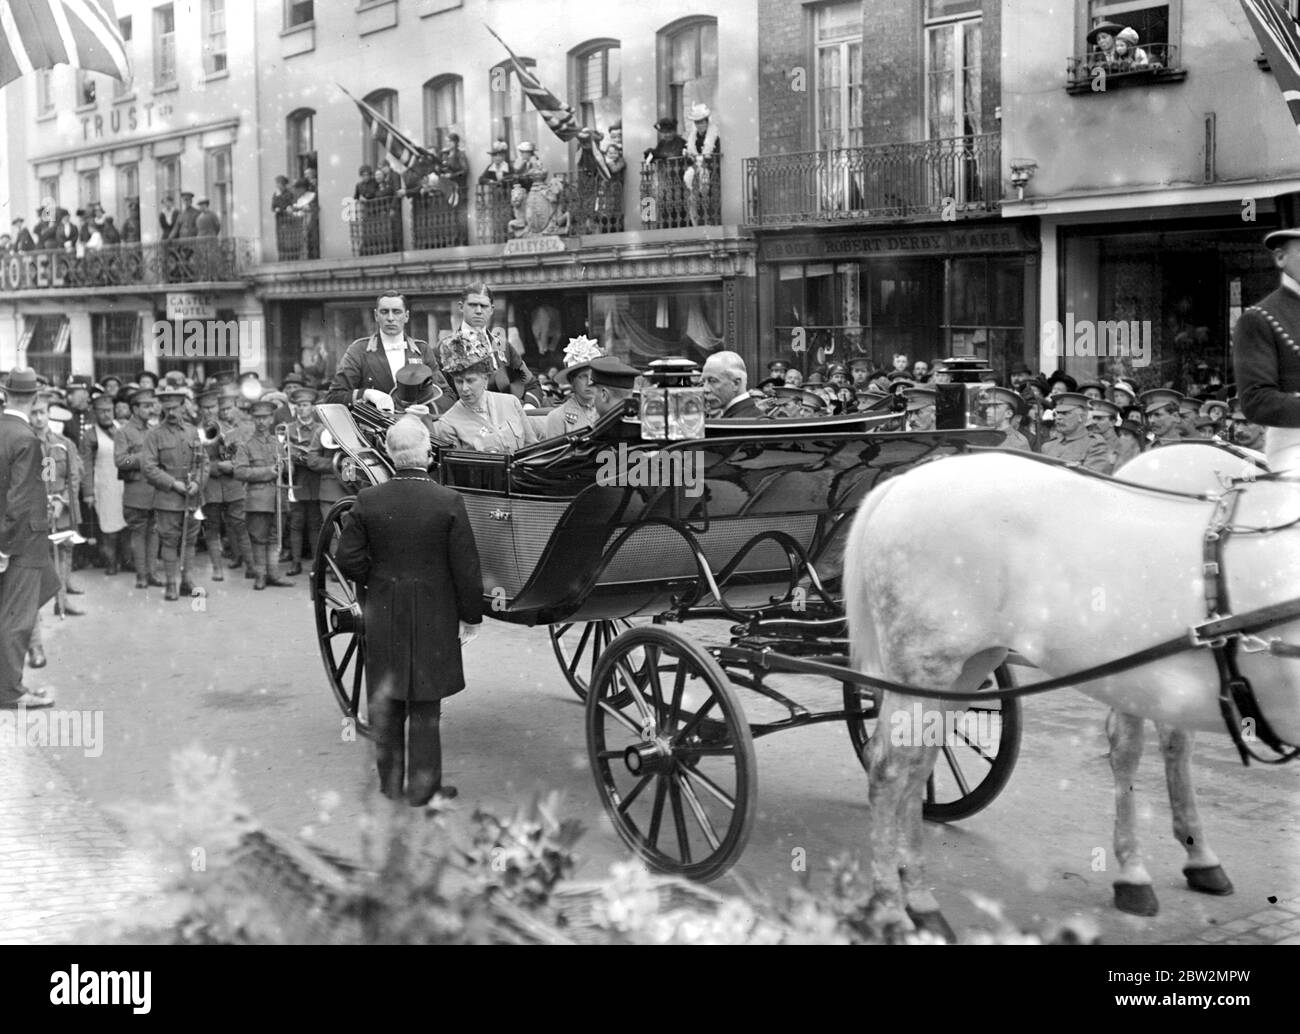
[844,476,904,680]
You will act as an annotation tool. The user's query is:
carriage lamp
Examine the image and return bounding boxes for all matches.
[934,355,995,430]
[640,358,705,441]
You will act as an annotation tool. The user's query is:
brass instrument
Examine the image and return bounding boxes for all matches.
[179,426,207,588]
[275,422,298,503]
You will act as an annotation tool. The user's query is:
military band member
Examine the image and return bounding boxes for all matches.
[284,387,322,576]
[234,399,295,590]
[980,386,1032,451]
[32,393,84,616]
[1041,392,1110,471]
[198,387,252,582]
[903,385,937,431]
[143,387,209,601]
[1140,389,1187,447]
[114,387,163,589]
[1086,398,1125,473]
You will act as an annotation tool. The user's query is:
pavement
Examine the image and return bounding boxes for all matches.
[1,563,1298,945]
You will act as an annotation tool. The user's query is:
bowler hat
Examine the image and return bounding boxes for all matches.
[3,368,40,396]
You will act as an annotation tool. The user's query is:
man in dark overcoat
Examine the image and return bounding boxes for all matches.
[335,416,483,806]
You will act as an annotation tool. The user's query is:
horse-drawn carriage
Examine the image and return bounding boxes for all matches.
[309,382,1025,883]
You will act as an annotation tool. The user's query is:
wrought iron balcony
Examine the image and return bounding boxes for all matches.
[275,208,319,261]
[0,238,254,290]
[743,133,1000,227]
[1066,43,1185,93]
[639,154,722,229]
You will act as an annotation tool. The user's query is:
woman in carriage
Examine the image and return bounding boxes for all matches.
[431,329,539,454]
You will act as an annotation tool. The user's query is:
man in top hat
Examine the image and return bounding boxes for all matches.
[325,291,447,408]
[703,351,763,419]
[545,338,603,438]
[143,386,210,600]
[980,386,1032,452]
[904,385,938,432]
[282,386,322,576]
[1041,392,1110,470]
[1086,398,1125,473]
[114,386,163,588]
[1232,190,1300,472]
[588,356,639,418]
[234,399,295,590]
[0,369,61,709]
[393,363,451,419]
[197,385,251,582]
[1140,388,1187,447]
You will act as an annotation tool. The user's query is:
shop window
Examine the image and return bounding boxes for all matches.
[945,256,1025,382]
[590,287,724,367]
[22,316,72,384]
[92,314,143,382]
[774,260,876,369]
[1069,1,1184,92]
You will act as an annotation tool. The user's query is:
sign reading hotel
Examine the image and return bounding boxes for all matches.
[0,250,75,290]
[166,293,217,320]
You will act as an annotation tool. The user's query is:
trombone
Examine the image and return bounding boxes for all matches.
[179,426,207,589]
[274,422,298,503]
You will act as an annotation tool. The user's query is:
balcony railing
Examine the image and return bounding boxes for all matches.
[1,239,254,289]
[348,194,404,256]
[275,208,319,261]
[640,154,722,229]
[743,133,1000,227]
[1066,43,1184,93]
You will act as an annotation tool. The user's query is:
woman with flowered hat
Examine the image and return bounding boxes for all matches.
[544,335,603,438]
[432,330,538,453]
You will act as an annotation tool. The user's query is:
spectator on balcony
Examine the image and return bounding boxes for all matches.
[54,209,77,251]
[595,142,625,233]
[479,140,512,185]
[75,209,94,249]
[644,116,686,165]
[168,191,200,239]
[291,177,319,259]
[121,199,140,244]
[354,164,379,202]
[271,175,294,216]
[158,194,179,238]
[683,103,720,227]
[1115,26,1153,70]
[373,165,401,252]
[304,162,319,193]
[196,198,221,236]
[98,217,121,247]
[10,219,35,253]
[439,134,470,208]
[1086,21,1123,70]
[513,142,546,188]
[0,233,9,254]
[643,117,687,230]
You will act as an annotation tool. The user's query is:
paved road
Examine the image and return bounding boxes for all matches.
[4,568,1299,944]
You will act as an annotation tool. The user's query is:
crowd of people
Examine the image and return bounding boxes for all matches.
[1,191,227,259]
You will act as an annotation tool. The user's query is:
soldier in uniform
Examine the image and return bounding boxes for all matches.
[284,386,322,576]
[1115,419,1147,468]
[903,385,937,431]
[234,399,295,590]
[143,386,209,601]
[114,387,163,589]
[31,393,84,616]
[1140,388,1187,447]
[197,386,252,582]
[306,423,348,529]
[545,355,600,437]
[980,386,1032,451]
[1086,398,1125,473]
[1177,397,1201,439]
[1041,392,1110,471]
[1227,397,1265,451]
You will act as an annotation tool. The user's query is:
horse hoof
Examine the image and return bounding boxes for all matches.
[1113,881,1159,916]
[1184,865,1234,896]
[906,906,956,943]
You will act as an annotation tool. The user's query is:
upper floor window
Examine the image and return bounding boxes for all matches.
[36,69,54,115]
[118,163,140,210]
[362,89,399,170]
[490,60,538,152]
[157,156,182,209]
[1069,1,1181,91]
[815,2,862,150]
[79,170,100,209]
[39,176,60,212]
[207,146,233,228]
[573,40,621,135]
[154,4,176,88]
[114,17,133,97]
[78,70,97,106]
[286,0,313,29]
[925,0,982,140]
[659,18,717,135]
[423,75,463,152]
[287,108,316,178]
[204,0,228,74]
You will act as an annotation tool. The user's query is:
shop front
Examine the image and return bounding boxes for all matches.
[755,221,1040,383]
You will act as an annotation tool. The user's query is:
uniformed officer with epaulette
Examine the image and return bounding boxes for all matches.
[234,398,295,590]
[284,386,322,575]
[980,385,1032,451]
[114,387,162,589]
[1041,392,1110,471]
[1140,388,1186,447]
[544,356,599,438]
[1086,398,1125,473]
[197,385,252,582]
[143,386,209,600]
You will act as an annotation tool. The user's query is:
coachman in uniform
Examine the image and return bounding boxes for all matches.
[143,386,209,600]
[336,416,484,805]
[114,387,162,589]
[1233,190,1300,473]
[234,399,295,590]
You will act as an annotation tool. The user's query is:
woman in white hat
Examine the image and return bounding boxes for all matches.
[683,103,720,226]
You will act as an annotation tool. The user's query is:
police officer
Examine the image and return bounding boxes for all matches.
[1041,392,1110,471]
[114,387,162,589]
[980,386,1032,451]
[1140,389,1186,447]
[143,386,209,600]
[234,398,294,590]
[197,386,252,582]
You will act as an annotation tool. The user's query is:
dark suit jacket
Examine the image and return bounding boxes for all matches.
[323,335,448,406]
[335,470,484,701]
[719,393,765,419]
[168,205,200,238]
[0,413,53,567]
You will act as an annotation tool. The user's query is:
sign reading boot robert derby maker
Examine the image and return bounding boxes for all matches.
[166,293,217,320]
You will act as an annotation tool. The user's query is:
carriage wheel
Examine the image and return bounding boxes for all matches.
[587,626,757,883]
[550,619,647,701]
[312,498,371,738]
[843,664,1021,822]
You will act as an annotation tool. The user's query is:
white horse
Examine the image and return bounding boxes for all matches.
[844,443,1300,936]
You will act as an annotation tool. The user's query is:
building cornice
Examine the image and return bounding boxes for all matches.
[28,116,243,166]
[1001,178,1300,219]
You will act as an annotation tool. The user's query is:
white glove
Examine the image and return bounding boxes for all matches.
[405,403,431,417]
[362,389,395,414]
[458,621,480,646]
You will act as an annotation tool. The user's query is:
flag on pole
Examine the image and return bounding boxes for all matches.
[1241,0,1300,134]
[0,0,131,89]
[338,83,437,174]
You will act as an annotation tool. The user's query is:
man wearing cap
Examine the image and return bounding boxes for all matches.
[282,386,322,576]
[325,291,447,408]
[587,356,639,418]
[1232,190,1300,472]
[31,392,85,616]
[1140,389,1187,447]
[62,374,93,447]
[234,399,295,590]
[981,386,1032,452]
[1227,398,1265,451]
[114,387,163,588]
[1041,393,1110,470]
[143,387,209,600]
[703,350,763,419]
[1086,398,1125,473]
[195,198,220,236]
[0,370,61,709]
[197,387,251,582]
[10,218,35,253]
[904,385,938,432]
[168,191,199,239]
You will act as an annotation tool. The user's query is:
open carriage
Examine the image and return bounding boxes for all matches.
[310,395,1024,882]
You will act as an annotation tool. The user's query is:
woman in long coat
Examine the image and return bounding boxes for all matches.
[335,417,484,806]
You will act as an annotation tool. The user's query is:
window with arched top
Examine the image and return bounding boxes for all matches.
[570,38,621,137]
[286,108,316,179]
[490,59,538,153]
[362,89,399,170]
[423,75,463,152]
[657,17,717,134]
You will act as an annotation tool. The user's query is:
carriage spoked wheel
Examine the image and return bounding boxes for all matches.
[842,664,1021,822]
[550,618,648,702]
[587,626,757,883]
[312,498,371,738]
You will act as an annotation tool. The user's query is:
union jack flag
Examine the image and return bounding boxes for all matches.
[1241,0,1300,135]
[0,0,130,89]
[338,84,437,174]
